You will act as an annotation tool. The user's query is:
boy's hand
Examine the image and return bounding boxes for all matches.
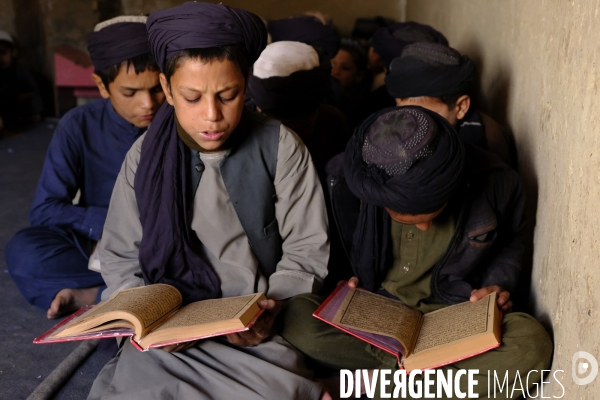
[347,277,360,288]
[470,285,512,311]
[226,299,283,347]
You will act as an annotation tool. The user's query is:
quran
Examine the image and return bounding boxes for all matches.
[313,282,501,372]
[34,284,265,351]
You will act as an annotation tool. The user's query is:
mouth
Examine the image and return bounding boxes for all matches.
[198,131,226,141]
[139,114,155,121]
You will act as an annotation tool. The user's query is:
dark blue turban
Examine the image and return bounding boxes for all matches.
[386,42,476,99]
[87,16,150,72]
[371,21,448,70]
[146,1,268,71]
[269,15,340,59]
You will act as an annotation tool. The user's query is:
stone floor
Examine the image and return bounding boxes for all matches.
[0,121,112,400]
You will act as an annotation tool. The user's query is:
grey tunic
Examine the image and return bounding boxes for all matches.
[89,124,329,400]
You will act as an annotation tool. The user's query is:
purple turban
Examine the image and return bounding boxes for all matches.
[269,15,340,59]
[386,42,476,99]
[146,2,268,71]
[87,16,150,72]
[371,21,448,70]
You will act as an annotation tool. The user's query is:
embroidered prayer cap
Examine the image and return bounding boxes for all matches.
[370,21,448,70]
[146,2,267,72]
[269,14,340,59]
[362,107,438,176]
[0,30,14,46]
[247,41,331,118]
[87,15,150,72]
[344,106,464,215]
[385,42,476,99]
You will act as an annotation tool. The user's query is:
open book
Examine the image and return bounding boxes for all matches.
[314,282,501,372]
[34,284,266,351]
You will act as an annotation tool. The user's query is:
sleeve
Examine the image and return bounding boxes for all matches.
[266,125,330,300]
[98,135,146,301]
[479,169,526,293]
[29,117,107,241]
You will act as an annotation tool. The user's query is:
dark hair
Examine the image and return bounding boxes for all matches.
[339,41,367,72]
[439,93,463,109]
[163,45,250,83]
[95,52,159,89]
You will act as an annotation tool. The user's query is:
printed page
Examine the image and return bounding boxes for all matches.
[332,289,422,350]
[151,293,260,332]
[412,294,492,354]
[65,284,182,331]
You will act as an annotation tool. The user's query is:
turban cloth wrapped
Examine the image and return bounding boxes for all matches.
[134,2,267,304]
[247,41,331,118]
[386,42,476,98]
[146,1,267,71]
[371,22,448,70]
[87,16,150,72]
[269,15,340,59]
[343,106,465,291]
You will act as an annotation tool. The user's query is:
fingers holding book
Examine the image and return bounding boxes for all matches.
[226,299,283,347]
[470,285,512,311]
[347,277,360,288]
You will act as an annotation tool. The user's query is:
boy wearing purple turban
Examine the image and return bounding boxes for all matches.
[5,16,165,319]
[88,3,329,399]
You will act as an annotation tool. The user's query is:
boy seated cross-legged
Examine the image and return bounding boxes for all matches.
[5,16,165,319]
[87,3,330,399]
[281,106,552,399]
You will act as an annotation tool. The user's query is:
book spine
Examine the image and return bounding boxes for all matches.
[129,337,147,352]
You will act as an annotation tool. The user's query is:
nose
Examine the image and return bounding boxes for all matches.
[415,221,432,231]
[331,64,340,79]
[138,91,153,111]
[201,97,222,122]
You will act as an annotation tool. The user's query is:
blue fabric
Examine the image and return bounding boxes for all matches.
[6,226,106,309]
[29,98,145,241]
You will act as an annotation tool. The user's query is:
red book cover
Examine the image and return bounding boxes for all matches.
[313,281,502,371]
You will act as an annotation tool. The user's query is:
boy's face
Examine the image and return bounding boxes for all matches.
[368,46,384,72]
[93,64,165,128]
[331,49,364,89]
[160,58,246,153]
[395,96,470,127]
[385,204,446,231]
[0,42,15,69]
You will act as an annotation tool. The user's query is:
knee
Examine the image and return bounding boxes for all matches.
[280,294,324,346]
[503,312,554,371]
[5,227,49,277]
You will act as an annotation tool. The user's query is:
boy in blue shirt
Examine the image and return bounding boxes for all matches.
[5,16,165,319]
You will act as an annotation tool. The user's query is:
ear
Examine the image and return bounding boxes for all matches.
[159,73,174,106]
[455,95,471,120]
[91,73,110,99]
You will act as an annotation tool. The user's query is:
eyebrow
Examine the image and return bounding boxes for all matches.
[179,85,237,94]
[120,83,162,91]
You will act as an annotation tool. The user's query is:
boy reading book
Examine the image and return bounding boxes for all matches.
[86,3,330,400]
[281,107,552,399]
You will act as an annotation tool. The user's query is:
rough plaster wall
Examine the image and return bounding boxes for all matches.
[40,0,98,53]
[123,0,406,36]
[0,0,15,35]
[407,1,600,397]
